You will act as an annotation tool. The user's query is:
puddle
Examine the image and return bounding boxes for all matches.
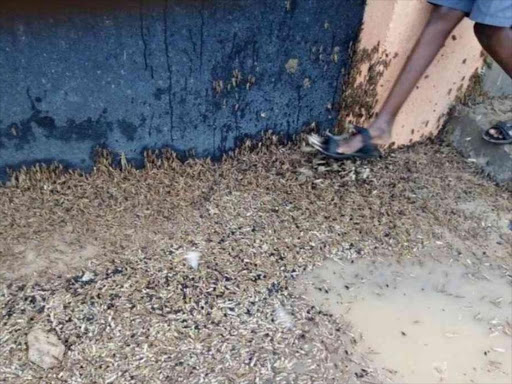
[299,259,512,383]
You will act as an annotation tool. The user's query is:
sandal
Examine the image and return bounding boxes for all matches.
[482,121,512,144]
[310,126,381,160]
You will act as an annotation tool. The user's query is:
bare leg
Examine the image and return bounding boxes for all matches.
[474,24,512,141]
[337,5,466,154]
[474,24,512,76]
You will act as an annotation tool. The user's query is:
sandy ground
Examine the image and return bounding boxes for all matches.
[0,136,511,383]
[297,221,512,383]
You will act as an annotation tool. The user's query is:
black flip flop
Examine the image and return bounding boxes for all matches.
[482,121,512,144]
[314,126,381,160]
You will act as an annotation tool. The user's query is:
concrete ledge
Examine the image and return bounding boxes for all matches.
[446,97,512,185]
[483,60,512,98]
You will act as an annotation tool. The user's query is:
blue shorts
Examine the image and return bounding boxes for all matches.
[428,0,512,27]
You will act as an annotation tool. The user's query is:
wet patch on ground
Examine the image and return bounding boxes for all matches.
[299,258,511,383]
[298,194,512,383]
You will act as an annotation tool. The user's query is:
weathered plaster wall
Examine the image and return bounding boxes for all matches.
[340,0,484,146]
[0,0,365,180]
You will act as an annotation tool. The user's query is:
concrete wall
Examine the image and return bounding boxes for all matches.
[342,0,484,146]
[0,0,365,180]
[483,59,512,98]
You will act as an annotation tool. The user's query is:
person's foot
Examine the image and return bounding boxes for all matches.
[483,121,512,144]
[336,119,393,154]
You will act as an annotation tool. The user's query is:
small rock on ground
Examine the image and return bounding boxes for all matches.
[27,328,65,369]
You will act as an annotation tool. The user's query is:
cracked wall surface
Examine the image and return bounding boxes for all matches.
[0,0,365,180]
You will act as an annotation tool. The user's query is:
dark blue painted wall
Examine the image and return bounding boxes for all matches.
[0,0,365,180]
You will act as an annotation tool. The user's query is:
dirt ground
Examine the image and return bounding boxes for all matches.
[0,135,511,383]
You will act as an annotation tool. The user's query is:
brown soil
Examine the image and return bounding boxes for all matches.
[0,137,510,383]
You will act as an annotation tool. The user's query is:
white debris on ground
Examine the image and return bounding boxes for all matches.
[274,306,294,329]
[80,271,95,283]
[184,251,201,270]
